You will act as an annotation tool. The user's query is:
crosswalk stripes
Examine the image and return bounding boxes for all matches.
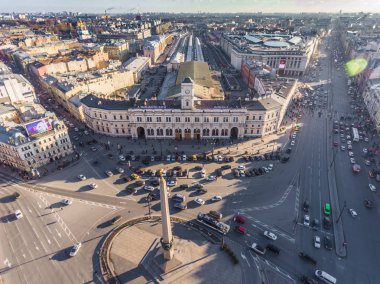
[246,215,295,243]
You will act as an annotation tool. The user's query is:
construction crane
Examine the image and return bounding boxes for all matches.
[104,7,118,21]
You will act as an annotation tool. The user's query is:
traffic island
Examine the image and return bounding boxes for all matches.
[100,216,243,284]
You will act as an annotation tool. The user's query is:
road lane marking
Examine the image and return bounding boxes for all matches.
[240,252,250,267]
[55,229,62,237]
[47,239,51,244]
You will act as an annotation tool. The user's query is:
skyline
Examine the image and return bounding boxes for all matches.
[3,0,380,14]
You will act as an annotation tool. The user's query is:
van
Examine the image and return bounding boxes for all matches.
[314,270,337,284]
[208,210,222,220]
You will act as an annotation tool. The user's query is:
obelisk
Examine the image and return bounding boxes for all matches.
[159,172,174,260]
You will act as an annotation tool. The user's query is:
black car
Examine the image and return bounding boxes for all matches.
[364,200,373,208]
[148,192,160,201]
[300,275,318,284]
[180,184,189,189]
[298,252,317,266]
[323,217,331,230]
[196,188,207,194]
[286,148,292,154]
[324,236,333,250]
[303,200,310,212]
[266,244,280,255]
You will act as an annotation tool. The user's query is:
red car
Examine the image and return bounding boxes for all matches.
[234,214,246,224]
[235,226,246,234]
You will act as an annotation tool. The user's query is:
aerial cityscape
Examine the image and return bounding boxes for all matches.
[0,2,380,284]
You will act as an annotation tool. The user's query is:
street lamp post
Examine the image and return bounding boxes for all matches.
[336,201,347,224]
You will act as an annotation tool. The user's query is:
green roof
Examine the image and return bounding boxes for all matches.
[176,61,213,88]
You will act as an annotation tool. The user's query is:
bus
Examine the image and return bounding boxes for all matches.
[352,127,359,142]
[197,212,230,235]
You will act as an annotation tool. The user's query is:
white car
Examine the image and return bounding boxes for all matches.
[291,140,295,146]
[348,151,354,157]
[314,236,321,249]
[206,175,216,181]
[349,209,358,218]
[89,183,98,189]
[268,164,274,171]
[167,180,177,187]
[346,135,351,140]
[162,170,167,177]
[365,160,371,166]
[364,137,369,142]
[369,184,376,192]
[106,171,113,177]
[118,155,126,161]
[304,215,310,226]
[347,140,352,145]
[263,231,277,241]
[347,144,352,150]
[350,158,356,164]
[15,209,23,219]
[84,130,89,135]
[363,148,368,153]
[237,165,245,171]
[60,199,72,205]
[182,155,187,161]
[166,155,171,161]
[201,169,206,178]
[211,195,222,202]
[116,167,124,174]
[69,242,82,257]
[144,185,155,192]
[194,198,205,205]
[292,134,297,139]
[78,174,86,181]
[74,127,79,132]
[340,145,346,151]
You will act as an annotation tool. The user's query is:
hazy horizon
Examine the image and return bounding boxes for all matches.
[2,0,380,14]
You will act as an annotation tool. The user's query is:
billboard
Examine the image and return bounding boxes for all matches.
[279,59,286,69]
[24,119,52,137]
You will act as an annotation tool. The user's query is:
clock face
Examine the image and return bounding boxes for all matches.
[185,89,190,94]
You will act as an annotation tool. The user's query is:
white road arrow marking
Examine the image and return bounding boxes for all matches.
[240,252,250,267]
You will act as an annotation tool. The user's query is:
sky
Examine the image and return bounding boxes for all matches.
[2,0,380,14]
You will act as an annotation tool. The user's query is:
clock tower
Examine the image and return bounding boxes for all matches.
[181,77,195,110]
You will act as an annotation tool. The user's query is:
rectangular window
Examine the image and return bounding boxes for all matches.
[233,117,238,122]
[137,117,142,122]
[246,116,249,121]
[157,117,161,122]
[176,117,181,122]
[204,117,209,123]
[114,115,117,120]
[258,116,262,120]
[195,117,200,123]
[185,117,190,122]
[166,117,171,122]
[223,117,228,122]
[214,117,219,123]
[120,115,123,119]
[147,117,152,122]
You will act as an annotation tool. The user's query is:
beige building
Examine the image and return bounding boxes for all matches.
[122,57,150,83]
[81,76,297,139]
[103,41,130,62]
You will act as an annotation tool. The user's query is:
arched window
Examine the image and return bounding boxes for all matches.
[203,129,210,136]
[212,129,219,136]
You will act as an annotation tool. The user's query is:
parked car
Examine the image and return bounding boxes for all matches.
[69,242,82,257]
[251,243,266,255]
[263,231,277,241]
[298,252,317,266]
[78,174,86,181]
[324,236,333,250]
[234,214,246,224]
[60,199,72,205]
[304,215,310,226]
[211,195,222,202]
[174,203,187,210]
[266,244,280,255]
[14,209,23,219]
[314,236,321,248]
[208,210,222,220]
[194,198,205,205]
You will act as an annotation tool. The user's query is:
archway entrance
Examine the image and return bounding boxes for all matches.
[230,127,238,139]
[137,127,145,139]
[184,129,191,140]
[175,129,182,140]
[194,129,201,140]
